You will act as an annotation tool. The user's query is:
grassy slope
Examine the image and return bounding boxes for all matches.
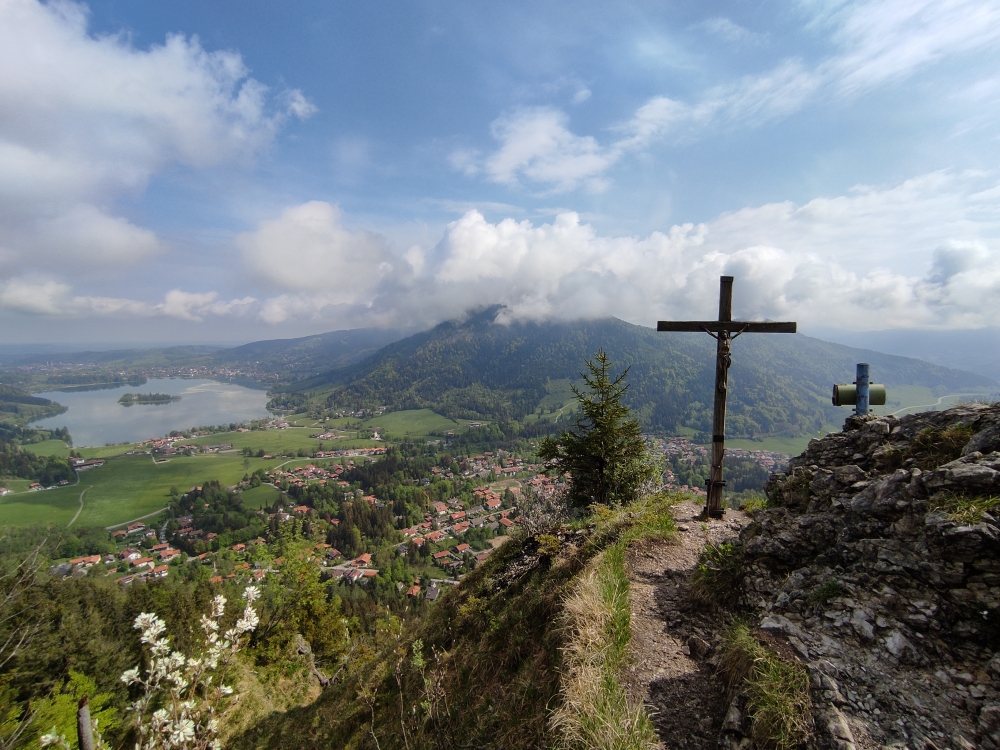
[20,439,70,457]
[239,484,283,509]
[364,408,484,436]
[232,493,680,750]
[186,429,382,454]
[0,453,325,528]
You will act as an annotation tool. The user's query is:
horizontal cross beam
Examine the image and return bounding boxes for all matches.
[656,321,797,333]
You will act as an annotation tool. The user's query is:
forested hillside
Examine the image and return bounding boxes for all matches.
[0,384,67,426]
[276,307,996,439]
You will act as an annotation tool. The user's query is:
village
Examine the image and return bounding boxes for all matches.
[49,427,786,603]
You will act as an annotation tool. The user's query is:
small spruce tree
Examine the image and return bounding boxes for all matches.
[539,350,657,507]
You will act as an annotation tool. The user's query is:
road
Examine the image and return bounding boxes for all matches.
[888,393,988,417]
[67,485,92,527]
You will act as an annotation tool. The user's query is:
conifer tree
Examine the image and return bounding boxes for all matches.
[539,350,657,507]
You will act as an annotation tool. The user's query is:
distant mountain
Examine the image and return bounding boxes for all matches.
[2,328,407,383]
[2,345,222,368]
[212,328,406,378]
[813,327,1000,383]
[280,307,997,439]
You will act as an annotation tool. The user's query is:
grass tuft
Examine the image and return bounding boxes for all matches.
[550,550,657,750]
[548,492,682,750]
[738,495,769,513]
[910,424,974,469]
[931,491,1000,524]
[806,580,843,606]
[690,542,745,610]
[720,623,813,750]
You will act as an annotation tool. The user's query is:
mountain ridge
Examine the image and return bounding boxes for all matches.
[273,308,997,439]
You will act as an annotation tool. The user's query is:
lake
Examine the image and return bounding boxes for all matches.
[32,379,272,447]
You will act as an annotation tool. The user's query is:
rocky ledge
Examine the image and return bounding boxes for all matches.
[728,402,1000,750]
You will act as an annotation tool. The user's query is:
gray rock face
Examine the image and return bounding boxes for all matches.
[731,403,1000,749]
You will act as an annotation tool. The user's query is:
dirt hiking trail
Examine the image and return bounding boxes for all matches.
[623,499,750,749]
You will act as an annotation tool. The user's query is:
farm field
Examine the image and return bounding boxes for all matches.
[186,428,380,455]
[724,432,832,457]
[876,385,994,417]
[20,439,70,457]
[22,440,146,459]
[0,479,32,494]
[0,452,313,529]
[363,409,484,437]
[239,483,283,509]
[78,443,143,459]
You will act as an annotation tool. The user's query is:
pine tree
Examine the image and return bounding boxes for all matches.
[539,350,657,507]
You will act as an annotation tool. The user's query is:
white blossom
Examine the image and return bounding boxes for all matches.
[121,667,141,685]
[120,587,259,750]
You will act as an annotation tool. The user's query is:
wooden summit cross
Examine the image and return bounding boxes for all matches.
[657,276,797,519]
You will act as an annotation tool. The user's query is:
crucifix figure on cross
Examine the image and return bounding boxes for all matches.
[657,276,797,519]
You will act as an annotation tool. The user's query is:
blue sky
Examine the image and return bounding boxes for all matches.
[1,0,999,343]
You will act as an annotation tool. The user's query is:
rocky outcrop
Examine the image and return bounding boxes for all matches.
[730,403,1000,750]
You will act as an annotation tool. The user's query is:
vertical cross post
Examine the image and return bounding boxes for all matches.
[657,276,796,520]
[707,277,734,518]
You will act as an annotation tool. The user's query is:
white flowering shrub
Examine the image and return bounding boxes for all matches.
[119,586,260,750]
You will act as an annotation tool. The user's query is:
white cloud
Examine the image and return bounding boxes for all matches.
[241,171,1000,331]
[821,0,1000,94]
[698,17,767,44]
[0,0,310,271]
[35,204,162,263]
[236,201,394,299]
[460,0,1000,192]
[284,89,319,119]
[482,108,615,192]
[9,172,999,333]
[0,278,256,321]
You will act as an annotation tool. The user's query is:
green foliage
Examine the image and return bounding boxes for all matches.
[0,441,74,485]
[738,494,769,513]
[690,542,745,610]
[251,544,350,666]
[720,624,813,750]
[536,534,562,558]
[117,392,179,406]
[807,580,844,606]
[25,671,120,749]
[0,384,67,427]
[539,351,657,507]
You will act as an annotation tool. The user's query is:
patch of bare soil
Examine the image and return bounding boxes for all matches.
[622,500,750,750]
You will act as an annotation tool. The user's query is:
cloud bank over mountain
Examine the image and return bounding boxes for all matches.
[12,169,995,333]
[236,170,999,331]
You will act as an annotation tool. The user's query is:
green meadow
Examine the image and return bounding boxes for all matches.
[186,427,381,454]
[21,441,146,459]
[239,483,284,509]
[0,479,33,494]
[0,452,320,529]
[363,408,485,438]
[20,440,70,457]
